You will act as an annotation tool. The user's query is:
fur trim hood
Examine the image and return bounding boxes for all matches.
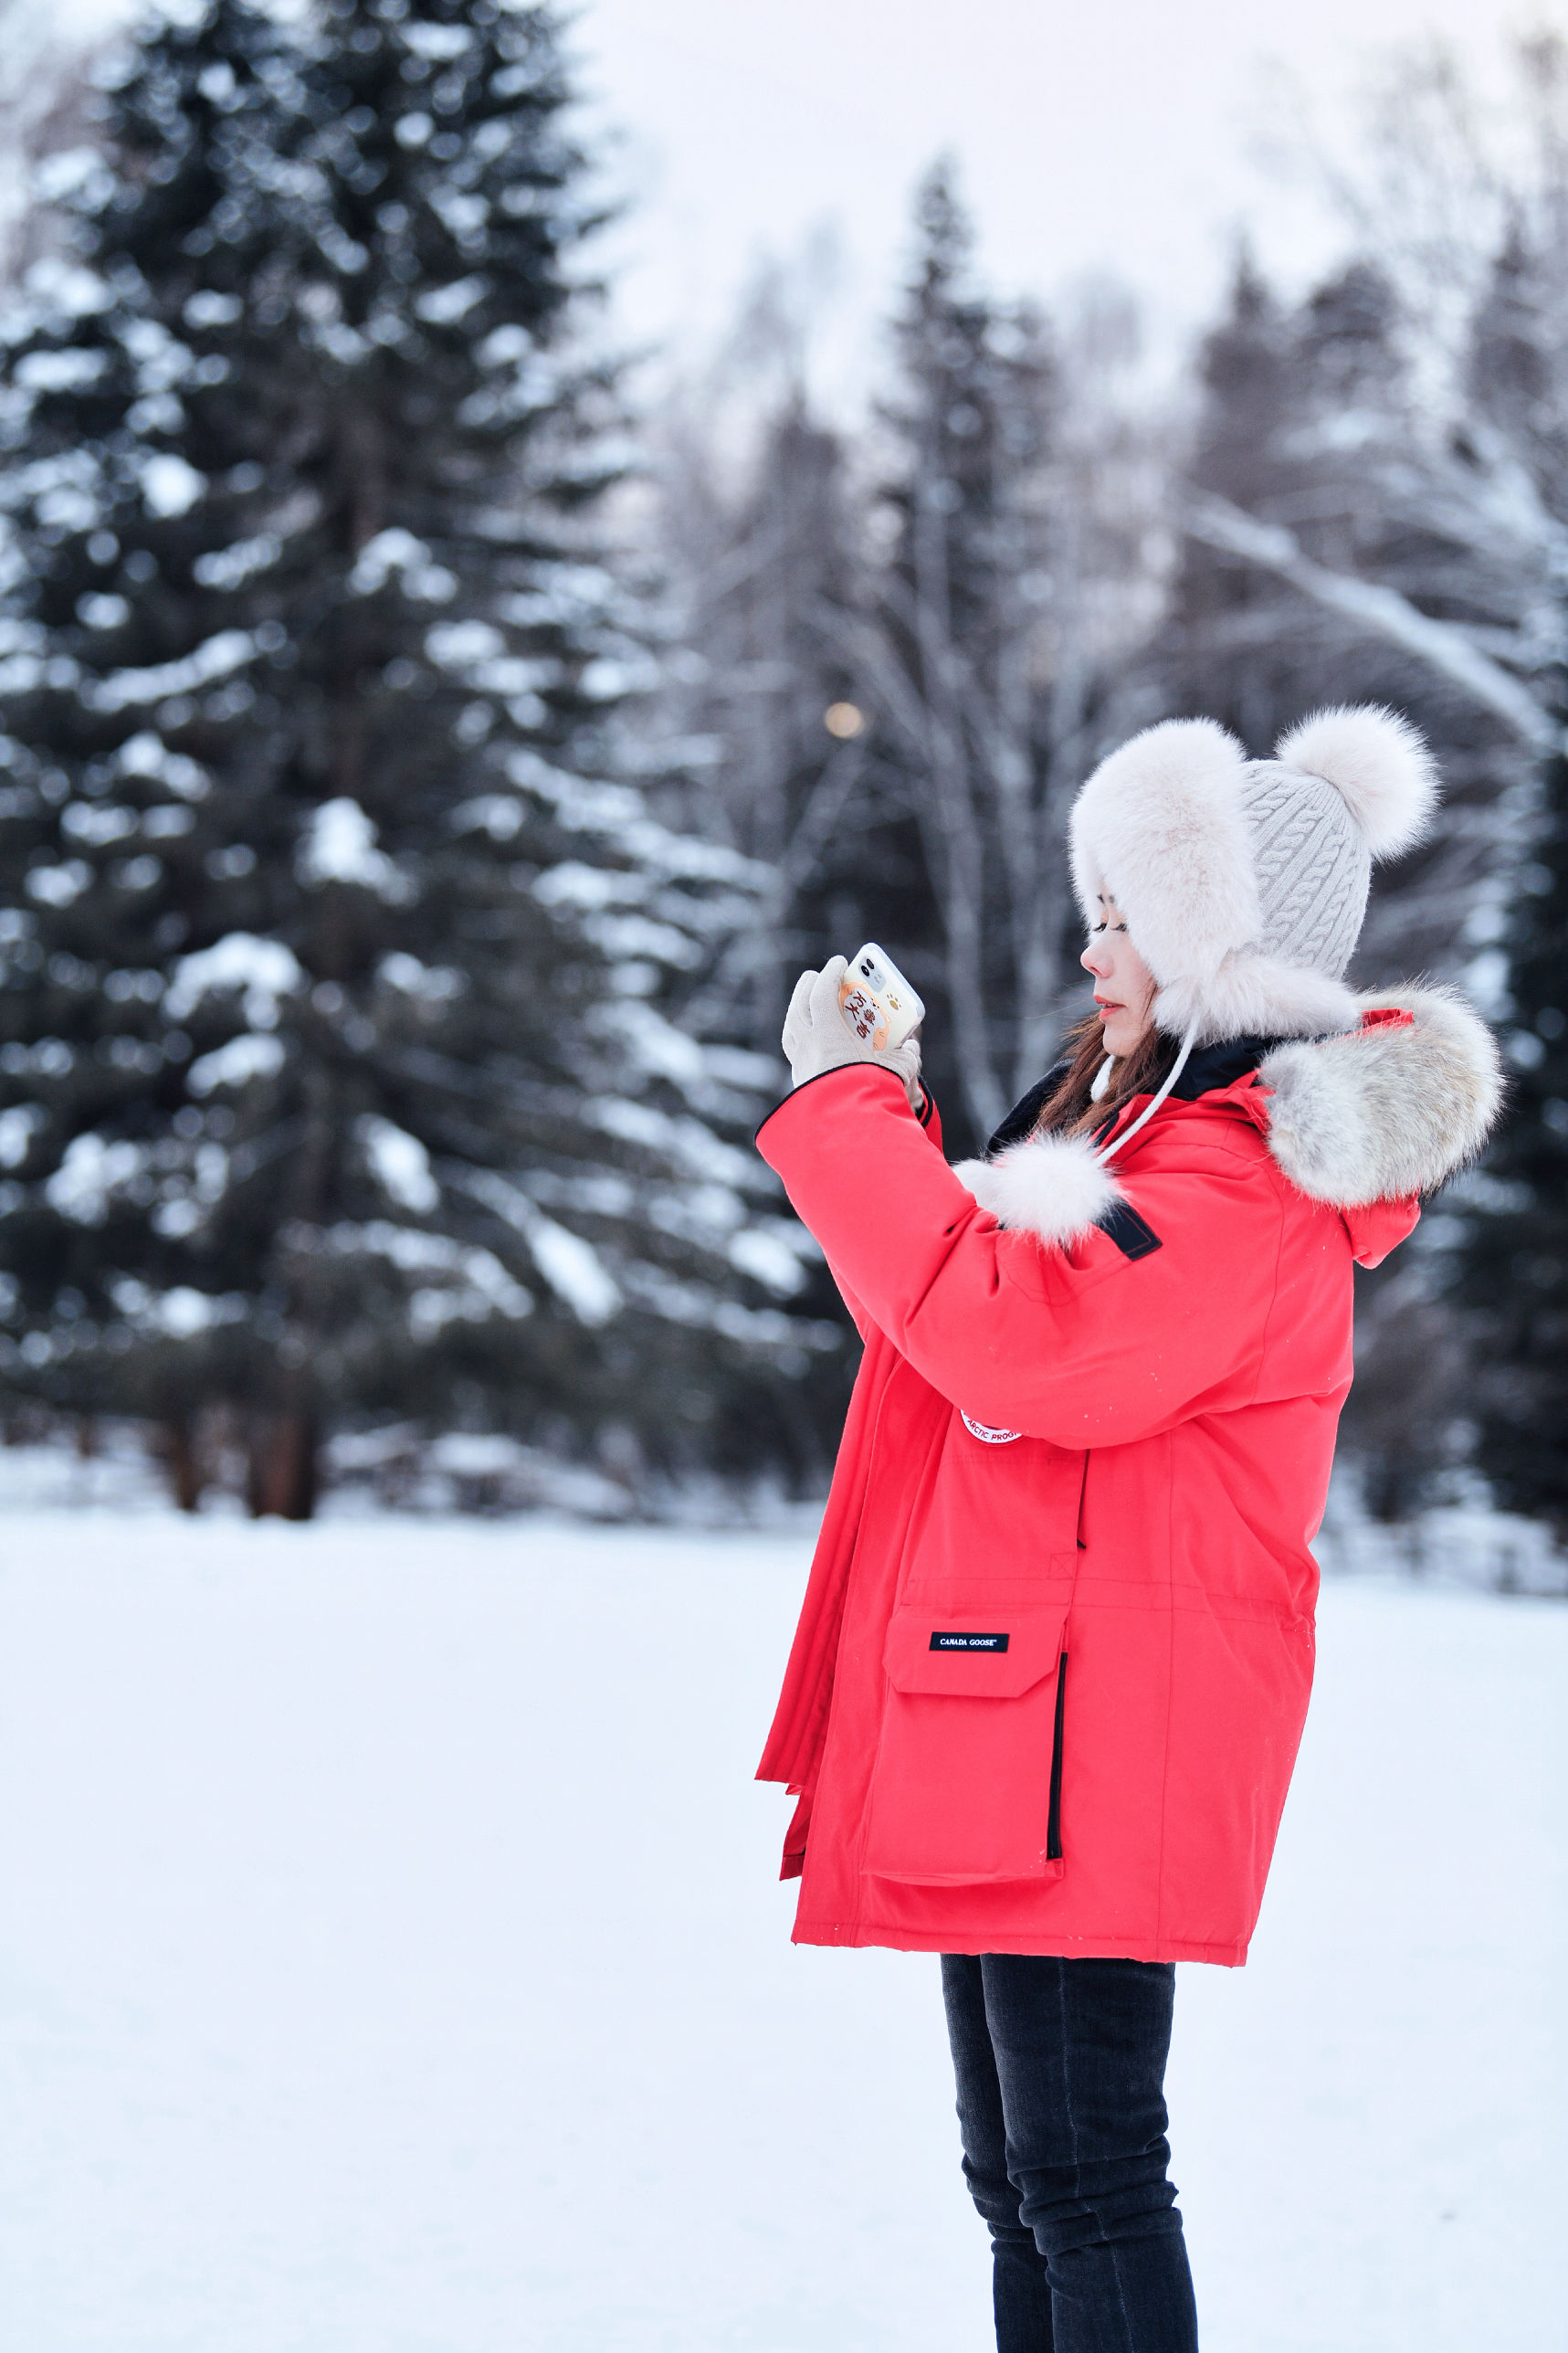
[1258,986,1500,1206]
[1069,707,1439,1044]
[953,986,1501,1246]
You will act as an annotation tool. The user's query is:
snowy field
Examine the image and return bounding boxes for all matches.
[0,1509,1563,2353]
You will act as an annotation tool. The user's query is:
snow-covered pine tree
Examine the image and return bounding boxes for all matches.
[862,165,1158,1150]
[1447,228,1568,1529]
[653,301,878,1060]
[1161,245,1548,1514]
[1178,36,1568,1524]
[863,164,1060,1150]
[646,321,898,1458]
[1169,250,1532,976]
[0,0,830,1514]
[1453,742,1568,1529]
[0,0,310,1482]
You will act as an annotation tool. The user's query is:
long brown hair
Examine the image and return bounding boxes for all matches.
[1035,1017,1183,1138]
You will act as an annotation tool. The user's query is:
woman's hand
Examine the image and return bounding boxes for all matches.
[782,956,924,1111]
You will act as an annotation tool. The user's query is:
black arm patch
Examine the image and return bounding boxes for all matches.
[1097,1199,1163,1261]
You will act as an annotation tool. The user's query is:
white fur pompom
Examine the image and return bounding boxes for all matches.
[1273,705,1437,860]
[952,1132,1122,1249]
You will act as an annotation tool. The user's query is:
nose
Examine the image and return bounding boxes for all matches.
[1081,937,1110,977]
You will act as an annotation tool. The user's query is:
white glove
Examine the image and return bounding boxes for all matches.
[781,955,923,1110]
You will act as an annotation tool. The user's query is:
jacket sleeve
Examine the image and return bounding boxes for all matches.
[778,1076,945,1345]
[756,1064,1284,1449]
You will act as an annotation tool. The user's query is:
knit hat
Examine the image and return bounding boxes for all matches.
[1069,705,1438,1044]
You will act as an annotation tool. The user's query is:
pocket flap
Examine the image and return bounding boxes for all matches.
[882,1606,1067,1698]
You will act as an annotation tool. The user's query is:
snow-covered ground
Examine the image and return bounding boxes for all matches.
[0,1510,1562,2353]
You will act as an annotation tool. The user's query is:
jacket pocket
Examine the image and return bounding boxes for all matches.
[862,1607,1068,1885]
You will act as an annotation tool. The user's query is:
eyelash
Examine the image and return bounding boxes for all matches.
[1091,923,1128,935]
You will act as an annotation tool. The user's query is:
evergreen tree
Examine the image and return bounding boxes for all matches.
[647,277,935,1454]
[1167,249,1529,975]
[862,165,1154,1147]
[868,164,1060,1146]
[1163,247,1547,1515]
[1448,229,1568,1529]
[652,363,901,1460]
[656,354,887,1058]
[0,0,829,1513]
[662,176,1161,1166]
[1448,754,1568,1527]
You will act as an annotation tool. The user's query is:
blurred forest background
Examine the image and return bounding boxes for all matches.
[0,0,1563,1535]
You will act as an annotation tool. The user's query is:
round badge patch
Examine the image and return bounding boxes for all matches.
[961,1412,1023,1445]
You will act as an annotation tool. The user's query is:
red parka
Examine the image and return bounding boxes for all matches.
[754,995,1494,1966]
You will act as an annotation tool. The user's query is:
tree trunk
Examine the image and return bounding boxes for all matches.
[165,1416,205,1514]
[248,1410,319,1521]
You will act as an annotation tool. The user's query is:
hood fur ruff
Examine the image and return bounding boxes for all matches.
[952,985,1501,1245]
[1259,985,1502,1205]
[1069,707,1438,1045]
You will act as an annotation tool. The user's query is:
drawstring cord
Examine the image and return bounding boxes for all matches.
[1095,1025,1199,1167]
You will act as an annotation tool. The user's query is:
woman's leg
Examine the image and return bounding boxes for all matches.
[981,1953,1199,2353]
[941,1952,1057,2352]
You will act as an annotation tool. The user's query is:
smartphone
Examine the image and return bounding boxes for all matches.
[837,942,925,1053]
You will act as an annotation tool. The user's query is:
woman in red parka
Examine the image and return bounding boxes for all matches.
[753,708,1500,2353]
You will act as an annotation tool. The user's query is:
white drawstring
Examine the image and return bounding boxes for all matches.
[1095,1026,1199,1167]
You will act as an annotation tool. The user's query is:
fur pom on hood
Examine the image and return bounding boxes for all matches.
[952,986,1501,1246]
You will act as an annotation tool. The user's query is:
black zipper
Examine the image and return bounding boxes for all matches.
[1047,1653,1068,1862]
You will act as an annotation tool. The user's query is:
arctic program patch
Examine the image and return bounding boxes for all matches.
[961,1412,1023,1444]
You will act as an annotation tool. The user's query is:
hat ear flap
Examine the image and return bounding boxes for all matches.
[1273,705,1438,860]
[1069,717,1258,986]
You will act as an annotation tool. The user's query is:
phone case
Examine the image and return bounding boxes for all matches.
[837,943,925,1053]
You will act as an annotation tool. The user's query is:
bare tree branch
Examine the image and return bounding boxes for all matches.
[1184,492,1558,750]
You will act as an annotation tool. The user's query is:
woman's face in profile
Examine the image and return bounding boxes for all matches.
[1080,897,1156,1056]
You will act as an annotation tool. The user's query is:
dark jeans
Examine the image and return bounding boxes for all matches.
[941,1954,1199,2353]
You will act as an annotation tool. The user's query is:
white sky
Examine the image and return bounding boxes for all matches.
[53,0,1559,414]
[570,0,1550,413]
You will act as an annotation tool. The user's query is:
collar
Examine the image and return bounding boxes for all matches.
[1166,1033,1281,1102]
[986,1034,1281,1157]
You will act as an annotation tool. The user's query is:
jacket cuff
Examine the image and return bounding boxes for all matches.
[754,1060,918,1149]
